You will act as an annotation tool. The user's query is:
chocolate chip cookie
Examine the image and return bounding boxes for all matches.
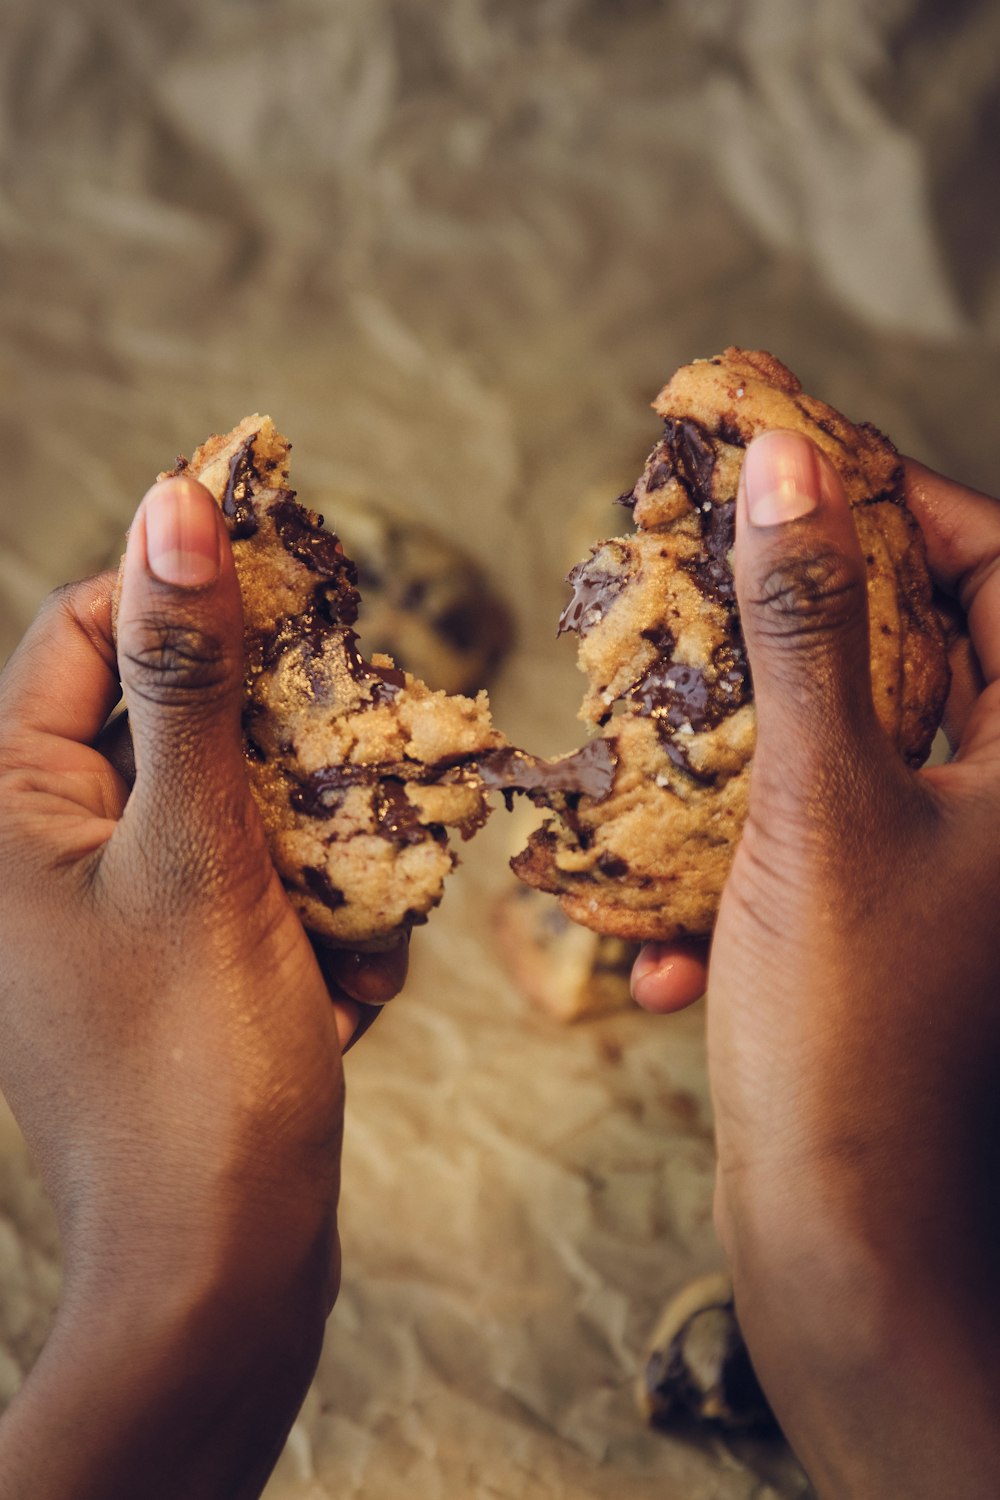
[510,348,950,941]
[492,884,638,1022]
[324,491,512,697]
[139,415,507,950]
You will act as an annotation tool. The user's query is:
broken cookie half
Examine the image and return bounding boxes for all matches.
[510,347,950,942]
[141,415,509,950]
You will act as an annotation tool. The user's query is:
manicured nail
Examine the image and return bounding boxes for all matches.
[144,477,220,587]
[742,430,822,527]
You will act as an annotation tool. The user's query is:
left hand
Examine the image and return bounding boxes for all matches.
[0,473,405,1499]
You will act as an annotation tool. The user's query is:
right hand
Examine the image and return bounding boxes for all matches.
[634,436,1000,1496]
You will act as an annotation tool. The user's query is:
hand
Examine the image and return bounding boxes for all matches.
[632,434,1000,1496]
[0,474,405,1500]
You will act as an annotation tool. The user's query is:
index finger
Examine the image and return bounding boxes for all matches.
[0,571,121,764]
[318,935,411,1005]
[904,459,1000,684]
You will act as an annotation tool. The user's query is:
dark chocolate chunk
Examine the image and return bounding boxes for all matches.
[684,499,736,604]
[558,548,629,637]
[597,853,630,878]
[372,782,425,845]
[222,437,260,539]
[302,865,347,909]
[632,660,715,733]
[645,461,672,493]
[658,417,718,504]
[290,768,352,819]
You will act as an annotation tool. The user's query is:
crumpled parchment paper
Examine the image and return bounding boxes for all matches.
[2,1,1000,1494]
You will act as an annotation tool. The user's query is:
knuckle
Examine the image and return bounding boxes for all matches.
[122,615,234,707]
[749,550,865,643]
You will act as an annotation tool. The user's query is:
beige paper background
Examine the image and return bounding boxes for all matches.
[2,2,1000,1494]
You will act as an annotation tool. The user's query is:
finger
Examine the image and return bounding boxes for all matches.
[331,999,362,1052]
[115,476,250,862]
[319,934,410,1005]
[735,430,894,809]
[630,940,708,1013]
[0,571,121,768]
[311,945,388,1052]
[903,459,1000,684]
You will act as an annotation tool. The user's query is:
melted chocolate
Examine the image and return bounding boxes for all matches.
[479,740,617,808]
[291,768,355,819]
[291,766,428,846]
[251,604,334,673]
[339,634,406,702]
[372,782,425,845]
[629,635,751,781]
[558,552,627,636]
[271,494,359,597]
[222,438,260,539]
[302,866,346,909]
[367,661,406,705]
[641,624,675,653]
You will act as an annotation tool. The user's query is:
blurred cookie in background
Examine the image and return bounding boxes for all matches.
[637,1271,776,1434]
[323,490,514,697]
[492,883,638,1023]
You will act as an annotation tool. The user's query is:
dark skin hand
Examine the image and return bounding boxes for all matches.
[632,434,1000,1496]
[0,475,405,1500]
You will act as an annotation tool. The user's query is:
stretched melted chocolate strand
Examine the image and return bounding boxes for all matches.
[479,741,617,808]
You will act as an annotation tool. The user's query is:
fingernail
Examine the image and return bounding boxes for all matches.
[630,943,673,1003]
[742,430,822,527]
[144,477,220,587]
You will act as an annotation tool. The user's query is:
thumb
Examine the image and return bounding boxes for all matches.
[115,474,251,878]
[735,430,891,812]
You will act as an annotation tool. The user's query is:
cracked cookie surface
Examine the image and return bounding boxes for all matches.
[511,347,950,941]
[135,415,506,950]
